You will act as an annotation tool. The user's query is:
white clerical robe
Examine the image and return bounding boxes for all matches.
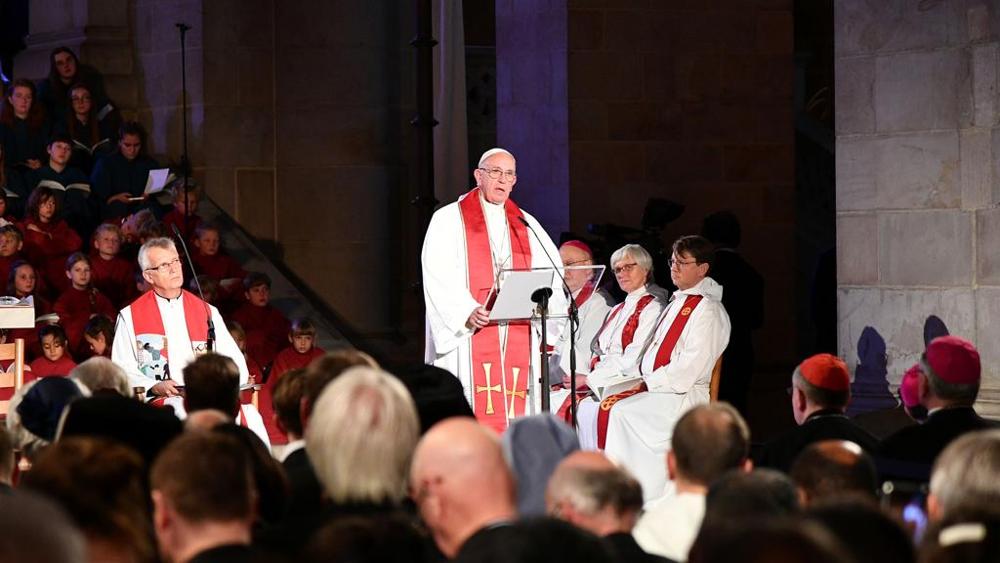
[604,277,730,501]
[549,287,614,408]
[112,292,249,393]
[576,283,669,449]
[422,191,565,419]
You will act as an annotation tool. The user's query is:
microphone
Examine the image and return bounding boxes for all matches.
[518,216,582,422]
[171,224,216,352]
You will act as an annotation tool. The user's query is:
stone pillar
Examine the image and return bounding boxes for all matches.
[835,0,1000,417]
[495,0,570,238]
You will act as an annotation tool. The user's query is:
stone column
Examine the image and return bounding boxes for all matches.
[835,0,1000,416]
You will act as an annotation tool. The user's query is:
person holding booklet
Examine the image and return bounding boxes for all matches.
[421,147,565,433]
[595,235,730,502]
[58,83,118,175]
[29,132,94,236]
[90,121,160,221]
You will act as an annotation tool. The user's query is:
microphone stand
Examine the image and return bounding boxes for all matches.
[175,23,192,236]
[531,287,553,412]
[172,224,215,352]
[518,217,580,424]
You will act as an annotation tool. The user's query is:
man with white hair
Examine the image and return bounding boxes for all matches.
[111,237,247,400]
[927,429,1000,522]
[422,148,565,432]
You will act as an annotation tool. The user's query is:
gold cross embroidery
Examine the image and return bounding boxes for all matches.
[476,362,501,415]
[505,366,526,419]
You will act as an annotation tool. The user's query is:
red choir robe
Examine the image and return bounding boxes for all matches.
[89,252,137,309]
[26,355,78,381]
[230,303,290,369]
[20,219,82,298]
[162,209,203,241]
[260,346,325,444]
[0,252,25,286]
[192,251,245,282]
[53,287,116,351]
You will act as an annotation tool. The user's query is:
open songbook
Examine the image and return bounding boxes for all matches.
[128,168,175,201]
[36,179,91,194]
[72,138,111,155]
[587,370,644,401]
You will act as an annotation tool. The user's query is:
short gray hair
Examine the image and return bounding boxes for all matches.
[306,366,420,504]
[922,357,979,406]
[478,147,515,167]
[610,244,653,275]
[71,357,130,397]
[547,464,643,517]
[930,429,1000,518]
[137,237,176,271]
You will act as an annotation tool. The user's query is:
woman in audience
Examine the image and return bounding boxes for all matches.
[0,79,49,174]
[59,83,117,174]
[21,186,82,296]
[7,260,51,360]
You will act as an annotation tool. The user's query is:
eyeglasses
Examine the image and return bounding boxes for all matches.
[613,262,639,275]
[70,95,91,102]
[563,258,593,267]
[479,167,517,181]
[669,258,698,269]
[145,257,181,273]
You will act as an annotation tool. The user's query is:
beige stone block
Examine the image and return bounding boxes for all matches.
[835,0,966,56]
[875,49,967,133]
[235,169,276,240]
[276,166,392,241]
[876,131,960,209]
[838,287,976,383]
[879,210,972,286]
[202,48,238,106]
[835,137,877,211]
[201,167,236,216]
[202,106,274,168]
[974,287,1000,415]
[87,0,128,27]
[568,9,604,50]
[837,214,878,285]
[961,128,992,209]
[976,208,1000,283]
[274,47,390,109]
[972,44,998,127]
[276,107,393,167]
[835,56,875,134]
[237,49,274,107]
[967,4,992,43]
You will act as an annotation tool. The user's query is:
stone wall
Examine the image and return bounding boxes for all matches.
[565,1,797,368]
[835,0,1000,416]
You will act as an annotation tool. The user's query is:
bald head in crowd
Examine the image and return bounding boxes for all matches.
[409,418,516,558]
[790,440,877,506]
[546,451,644,536]
[669,403,752,490]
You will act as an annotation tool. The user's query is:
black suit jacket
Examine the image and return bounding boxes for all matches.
[605,533,676,563]
[282,447,323,519]
[878,406,1000,481]
[756,409,880,472]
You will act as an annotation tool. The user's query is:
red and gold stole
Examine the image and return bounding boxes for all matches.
[458,188,532,432]
[595,294,703,449]
[130,290,211,381]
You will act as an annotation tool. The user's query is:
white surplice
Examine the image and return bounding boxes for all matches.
[549,286,615,409]
[604,277,730,501]
[422,190,565,420]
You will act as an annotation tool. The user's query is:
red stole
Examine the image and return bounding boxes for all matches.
[596,294,703,449]
[130,290,210,381]
[458,188,532,432]
[560,293,654,423]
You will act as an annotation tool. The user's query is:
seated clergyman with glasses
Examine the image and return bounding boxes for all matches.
[111,237,248,399]
[574,244,669,450]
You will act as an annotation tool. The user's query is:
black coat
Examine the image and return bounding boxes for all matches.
[756,409,880,472]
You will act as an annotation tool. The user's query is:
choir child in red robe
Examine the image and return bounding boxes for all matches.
[191,223,245,283]
[20,186,83,298]
[230,272,289,369]
[80,314,114,361]
[262,318,325,445]
[89,223,136,309]
[27,324,77,381]
[161,179,203,241]
[53,253,116,352]
[7,260,51,360]
[0,224,25,284]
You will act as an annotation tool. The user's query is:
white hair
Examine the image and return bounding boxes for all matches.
[71,357,130,397]
[478,148,515,167]
[137,237,177,271]
[930,429,1000,517]
[610,244,653,273]
[305,366,420,504]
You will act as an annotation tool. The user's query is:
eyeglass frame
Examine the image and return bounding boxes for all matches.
[668,257,700,269]
[612,262,641,275]
[144,257,182,273]
[478,167,517,181]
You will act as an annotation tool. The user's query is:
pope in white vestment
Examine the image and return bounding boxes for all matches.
[422,148,565,431]
[603,237,730,502]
